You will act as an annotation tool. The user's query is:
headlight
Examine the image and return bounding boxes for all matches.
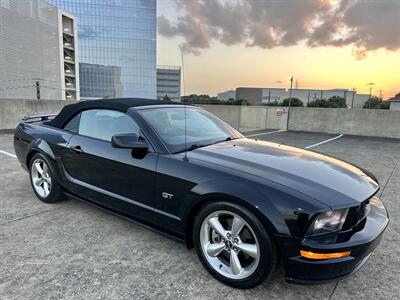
[306,208,349,236]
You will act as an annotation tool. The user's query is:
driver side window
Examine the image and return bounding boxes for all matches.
[63,109,140,142]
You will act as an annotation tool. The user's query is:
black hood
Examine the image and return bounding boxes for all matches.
[190,138,379,208]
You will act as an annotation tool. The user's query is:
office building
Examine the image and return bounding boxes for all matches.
[48,0,157,99]
[157,66,181,101]
[389,96,400,111]
[79,63,122,99]
[0,0,79,100]
[217,90,236,101]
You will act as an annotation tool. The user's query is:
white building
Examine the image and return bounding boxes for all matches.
[0,0,79,100]
[389,96,400,111]
[217,90,236,101]
[235,87,369,108]
[157,66,181,101]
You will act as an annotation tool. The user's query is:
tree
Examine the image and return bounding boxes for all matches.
[307,99,329,107]
[163,94,170,101]
[281,98,303,107]
[327,96,347,108]
[232,98,248,106]
[264,100,281,106]
[363,97,390,109]
[395,92,400,98]
[307,96,346,108]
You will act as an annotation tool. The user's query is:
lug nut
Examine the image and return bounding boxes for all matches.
[233,238,239,243]
[226,233,231,238]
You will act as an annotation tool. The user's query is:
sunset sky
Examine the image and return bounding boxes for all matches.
[157,0,400,98]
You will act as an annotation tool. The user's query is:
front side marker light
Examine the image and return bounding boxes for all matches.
[300,250,351,260]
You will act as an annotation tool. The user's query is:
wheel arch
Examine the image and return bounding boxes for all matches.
[26,138,56,167]
[184,192,283,249]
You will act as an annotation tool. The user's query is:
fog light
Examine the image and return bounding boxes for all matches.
[300,250,351,260]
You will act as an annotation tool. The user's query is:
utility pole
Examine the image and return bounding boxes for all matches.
[366,82,375,109]
[368,87,372,109]
[286,76,294,130]
[268,89,271,104]
[351,88,356,109]
[35,79,41,100]
[181,49,185,102]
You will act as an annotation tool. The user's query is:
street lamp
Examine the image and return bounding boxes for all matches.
[366,82,375,108]
[286,76,294,130]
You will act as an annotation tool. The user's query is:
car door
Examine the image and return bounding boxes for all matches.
[61,109,159,222]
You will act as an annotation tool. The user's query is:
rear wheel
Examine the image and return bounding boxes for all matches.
[29,153,65,203]
[193,202,276,289]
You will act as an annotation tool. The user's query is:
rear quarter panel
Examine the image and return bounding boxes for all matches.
[14,123,73,172]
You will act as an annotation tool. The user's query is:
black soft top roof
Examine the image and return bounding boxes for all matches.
[48,98,184,129]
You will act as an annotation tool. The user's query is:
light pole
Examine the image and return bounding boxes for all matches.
[366,82,375,108]
[351,88,356,109]
[286,76,294,130]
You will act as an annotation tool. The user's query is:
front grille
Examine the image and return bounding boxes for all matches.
[343,199,370,230]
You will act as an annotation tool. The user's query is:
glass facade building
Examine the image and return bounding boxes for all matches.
[48,0,157,99]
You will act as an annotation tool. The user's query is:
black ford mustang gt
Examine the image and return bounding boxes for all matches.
[14,98,388,289]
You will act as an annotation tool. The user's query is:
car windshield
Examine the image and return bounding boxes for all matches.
[139,106,243,153]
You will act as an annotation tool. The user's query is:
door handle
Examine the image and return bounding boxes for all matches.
[70,145,84,154]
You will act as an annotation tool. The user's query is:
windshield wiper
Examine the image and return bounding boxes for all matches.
[186,144,208,151]
[210,136,236,145]
[179,137,237,153]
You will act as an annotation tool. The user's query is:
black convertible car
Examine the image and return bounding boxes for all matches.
[14,98,388,288]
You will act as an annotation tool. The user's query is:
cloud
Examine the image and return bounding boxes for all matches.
[158,0,400,58]
[352,48,368,60]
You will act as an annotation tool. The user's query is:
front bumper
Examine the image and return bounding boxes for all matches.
[277,196,389,284]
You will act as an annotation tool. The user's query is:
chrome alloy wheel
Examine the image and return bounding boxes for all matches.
[200,210,260,280]
[31,158,52,198]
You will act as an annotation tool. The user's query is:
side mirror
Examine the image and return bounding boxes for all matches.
[111,133,149,151]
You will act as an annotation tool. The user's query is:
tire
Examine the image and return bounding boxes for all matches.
[29,153,65,203]
[193,202,276,289]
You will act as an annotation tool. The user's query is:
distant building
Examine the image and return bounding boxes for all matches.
[48,0,157,99]
[79,63,123,99]
[0,0,79,100]
[157,67,181,101]
[235,87,369,108]
[217,90,236,101]
[388,96,400,111]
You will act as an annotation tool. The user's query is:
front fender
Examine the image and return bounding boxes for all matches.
[186,178,292,236]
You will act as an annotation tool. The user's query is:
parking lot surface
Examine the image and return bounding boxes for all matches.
[1,131,399,299]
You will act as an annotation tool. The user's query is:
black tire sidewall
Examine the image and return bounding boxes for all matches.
[193,201,276,289]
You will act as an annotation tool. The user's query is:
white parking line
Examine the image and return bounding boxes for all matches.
[246,129,286,137]
[0,149,16,159]
[304,134,343,149]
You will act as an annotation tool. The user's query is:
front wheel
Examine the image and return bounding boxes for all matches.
[193,202,276,289]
